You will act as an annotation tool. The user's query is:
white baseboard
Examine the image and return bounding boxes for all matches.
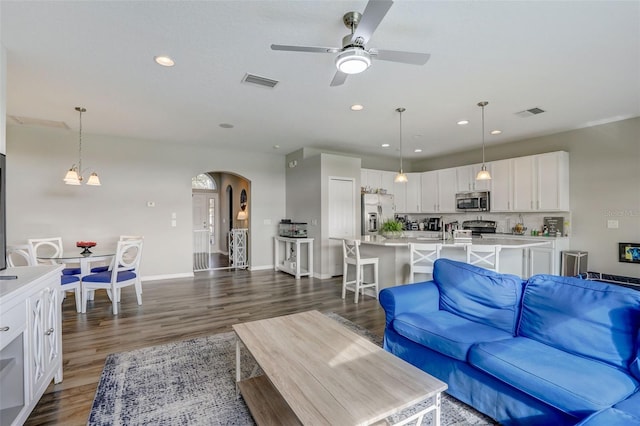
[249,264,273,271]
[141,272,194,282]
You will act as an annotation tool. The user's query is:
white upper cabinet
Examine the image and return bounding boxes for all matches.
[537,151,570,211]
[420,171,439,213]
[421,169,456,213]
[513,151,570,212]
[406,173,422,213]
[438,168,458,212]
[381,171,396,196]
[361,169,383,193]
[490,159,514,212]
[363,150,568,214]
[395,172,421,213]
[456,164,491,192]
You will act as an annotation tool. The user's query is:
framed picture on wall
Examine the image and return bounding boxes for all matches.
[618,243,640,264]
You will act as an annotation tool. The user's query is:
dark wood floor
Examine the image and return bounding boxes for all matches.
[26,269,387,425]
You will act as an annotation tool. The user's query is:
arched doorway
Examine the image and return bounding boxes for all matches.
[192,171,250,271]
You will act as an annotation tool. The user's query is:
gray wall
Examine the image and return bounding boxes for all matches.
[286,152,361,278]
[415,117,640,277]
[6,124,285,279]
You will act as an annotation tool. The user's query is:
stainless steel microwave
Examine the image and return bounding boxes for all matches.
[456,191,490,212]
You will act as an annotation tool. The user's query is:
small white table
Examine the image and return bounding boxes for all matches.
[273,236,314,279]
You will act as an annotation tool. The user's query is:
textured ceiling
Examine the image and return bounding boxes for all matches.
[2,1,639,160]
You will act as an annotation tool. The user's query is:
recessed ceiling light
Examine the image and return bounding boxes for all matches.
[351,104,364,111]
[381,143,390,148]
[457,120,469,125]
[491,129,502,135]
[273,145,280,149]
[154,55,175,67]
[219,123,234,129]
[414,148,423,153]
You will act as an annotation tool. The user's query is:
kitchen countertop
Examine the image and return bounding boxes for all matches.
[358,235,550,249]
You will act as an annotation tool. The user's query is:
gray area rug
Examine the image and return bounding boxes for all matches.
[88,312,496,425]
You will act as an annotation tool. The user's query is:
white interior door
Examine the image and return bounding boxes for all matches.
[328,177,356,276]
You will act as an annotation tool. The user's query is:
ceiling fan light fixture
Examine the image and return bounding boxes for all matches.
[335,49,371,74]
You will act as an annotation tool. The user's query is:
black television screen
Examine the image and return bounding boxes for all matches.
[0,153,5,270]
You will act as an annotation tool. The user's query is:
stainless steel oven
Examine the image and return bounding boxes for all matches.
[455,191,490,212]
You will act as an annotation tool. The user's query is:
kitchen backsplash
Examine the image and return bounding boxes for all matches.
[395,211,572,236]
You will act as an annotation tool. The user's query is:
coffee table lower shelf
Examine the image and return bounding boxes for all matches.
[237,375,301,426]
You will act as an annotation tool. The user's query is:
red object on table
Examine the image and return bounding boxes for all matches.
[76,241,97,248]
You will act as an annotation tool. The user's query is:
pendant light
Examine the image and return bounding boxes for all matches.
[394,107,408,183]
[64,107,101,186]
[476,101,492,181]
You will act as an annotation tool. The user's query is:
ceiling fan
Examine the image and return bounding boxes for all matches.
[271,0,430,87]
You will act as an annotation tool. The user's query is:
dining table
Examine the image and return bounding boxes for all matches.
[37,249,116,300]
[37,250,116,277]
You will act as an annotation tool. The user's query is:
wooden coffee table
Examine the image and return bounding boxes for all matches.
[233,310,447,425]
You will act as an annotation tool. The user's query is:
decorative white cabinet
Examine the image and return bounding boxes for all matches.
[0,265,63,426]
[513,151,569,212]
[229,228,248,269]
[274,236,314,279]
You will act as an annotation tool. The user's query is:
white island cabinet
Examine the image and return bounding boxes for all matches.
[0,265,63,426]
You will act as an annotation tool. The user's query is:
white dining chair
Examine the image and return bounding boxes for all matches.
[409,243,442,282]
[7,244,82,312]
[28,237,81,276]
[81,239,144,315]
[6,244,34,267]
[90,235,144,273]
[342,239,379,303]
[466,244,502,272]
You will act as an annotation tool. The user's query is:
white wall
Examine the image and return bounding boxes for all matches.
[6,125,285,279]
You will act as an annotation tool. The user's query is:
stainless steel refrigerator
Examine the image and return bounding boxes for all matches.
[361,193,395,235]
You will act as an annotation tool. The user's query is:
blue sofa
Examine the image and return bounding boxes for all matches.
[379,258,640,425]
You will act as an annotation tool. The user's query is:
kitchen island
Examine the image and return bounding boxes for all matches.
[353,235,551,289]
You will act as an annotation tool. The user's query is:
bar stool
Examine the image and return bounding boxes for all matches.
[466,244,502,272]
[409,243,442,282]
[342,239,379,303]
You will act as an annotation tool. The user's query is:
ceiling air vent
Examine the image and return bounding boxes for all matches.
[242,73,279,88]
[9,115,70,129]
[515,107,546,118]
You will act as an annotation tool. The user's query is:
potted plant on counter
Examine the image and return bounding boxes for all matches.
[380,219,404,239]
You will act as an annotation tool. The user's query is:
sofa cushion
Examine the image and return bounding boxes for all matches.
[392,311,514,361]
[433,259,523,335]
[469,337,639,414]
[576,408,640,426]
[519,274,640,370]
[614,391,640,418]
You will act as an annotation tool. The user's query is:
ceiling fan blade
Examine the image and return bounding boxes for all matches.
[370,49,431,65]
[330,70,348,87]
[351,0,394,45]
[271,44,340,54]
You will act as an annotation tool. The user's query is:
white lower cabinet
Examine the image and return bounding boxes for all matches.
[529,246,555,276]
[0,265,63,426]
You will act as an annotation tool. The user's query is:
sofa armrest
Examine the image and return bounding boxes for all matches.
[379,281,440,329]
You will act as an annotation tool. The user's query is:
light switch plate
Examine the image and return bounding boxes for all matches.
[607,220,619,229]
